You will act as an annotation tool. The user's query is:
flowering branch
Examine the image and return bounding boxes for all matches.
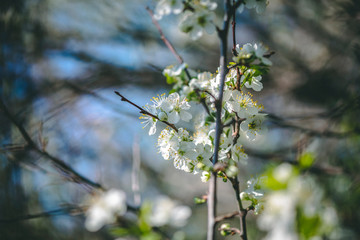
[114,91,178,132]
[207,0,235,239]
[146,6,212,115]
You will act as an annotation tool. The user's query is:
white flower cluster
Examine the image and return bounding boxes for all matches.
[238,0,269,14]
[158,127,213,173]
[148,195,192,227]
[143,43,271,177]
[257,164,339,240]
[85,189,127,232]
[140,92,192,135]
[240,177,266,214]
[154,0,218,40]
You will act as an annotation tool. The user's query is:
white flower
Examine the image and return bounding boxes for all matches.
[253,43,272,65]
[201,171,211,182]
[242,69,264,91]
[240,113,266,141]
[231,143,248,164]
[225,91,260,118]
[149,196,192,227]
[158,128,200,173]
[140,104,158,135]
[85,189,127,232]
[179,7,216,40]
[163,92,192,124]
[199,0,217,10]
[234,43,272,66]
[242,0,269,14]
[154,0,183,20]
[240,177,265,214]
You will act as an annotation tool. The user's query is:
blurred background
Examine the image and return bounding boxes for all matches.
[1,0,359,239]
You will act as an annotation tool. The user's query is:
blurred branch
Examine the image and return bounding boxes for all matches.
[266,112,360,138]
[146,7,185,66]
[246,148,343,175]
[0,205,83,223]
[215,211,240,222]
[0,144,26,152]
[64,80,138,119]
[0,100,104,191]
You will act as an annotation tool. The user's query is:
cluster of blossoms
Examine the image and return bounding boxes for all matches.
[238,0,269,14]
[140,92,192,135]
[139,41,271,181]
[154,0,218,40]
[257,163,339,240]
[85,189,127,232]
[84,189,192,233]
[154,0,269,40]
[158,127,213,172]
[240,177,266,214]
[147,195,192,227]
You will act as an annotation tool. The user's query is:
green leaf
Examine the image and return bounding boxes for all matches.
[299,152,315,169]
[194,197,206,204]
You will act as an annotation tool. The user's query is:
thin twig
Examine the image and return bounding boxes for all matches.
[114,91,178,132]
[215,211,240,222]
[229,176,248,239]
[0,206,83,223]
[145,6,216,118]
[146,7,185,65]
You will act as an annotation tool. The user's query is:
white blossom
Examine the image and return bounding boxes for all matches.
[231,143,248,164]
[201,171,211,182]
[225,91,260,118]
[179,7,216,40]
[163,92,192,124]
[234,43,272,66]
[239,0,269,14]
[140,104,158,135]
[154,0,183,20]
[240,113,267,141]
[240,177,265,214]
[85,189,127,232]
[149,196,192,227]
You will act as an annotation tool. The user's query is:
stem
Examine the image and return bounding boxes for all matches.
[114,91,178,132]
[229,176,248,240]
[207,0,233,239]
[146,6,213,116]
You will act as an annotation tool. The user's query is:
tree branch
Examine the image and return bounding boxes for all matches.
[114,91,178,132]
[0,100,104,191]
[146,6,213,115]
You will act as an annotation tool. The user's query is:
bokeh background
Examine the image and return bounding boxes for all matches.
[1,0,360,239]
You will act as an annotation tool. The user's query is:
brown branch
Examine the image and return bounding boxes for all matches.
[0,100,104,191]
[0,206,83,223]
[146,7,185,65]
[229,176,249,240]
[266,112,360,138]
[114,91,178,132]
[215,211,240,222]
[145,6,215,118]
[231,0,238,57]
